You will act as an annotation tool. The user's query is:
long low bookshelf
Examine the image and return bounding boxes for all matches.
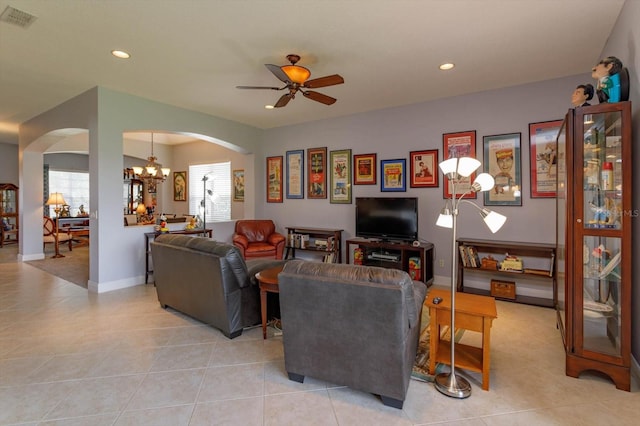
[457,238,556,308]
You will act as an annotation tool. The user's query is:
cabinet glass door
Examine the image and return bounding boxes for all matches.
[578,108,624,359]
[581,235,622,357]
[581,111,622,230]
[1,187,16,213]
[555,119,567,339]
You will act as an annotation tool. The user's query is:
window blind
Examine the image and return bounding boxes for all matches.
[188,162,231,223]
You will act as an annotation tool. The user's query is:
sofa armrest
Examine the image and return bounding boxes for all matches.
[268,232,286,246]
[232,234,249,249]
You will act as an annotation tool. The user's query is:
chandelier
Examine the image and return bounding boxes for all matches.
[132,133,170,183]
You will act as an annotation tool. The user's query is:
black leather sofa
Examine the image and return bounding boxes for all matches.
[151,234,286,338]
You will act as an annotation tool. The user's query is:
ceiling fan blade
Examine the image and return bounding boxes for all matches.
[274,93,294,108]
[236,85,282,90]
[303,74,344,88]
[265,64,291,83]
[303,90,337,105]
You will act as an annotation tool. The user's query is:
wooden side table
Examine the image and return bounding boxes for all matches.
[426,288,497,390]
[255,265,284,339]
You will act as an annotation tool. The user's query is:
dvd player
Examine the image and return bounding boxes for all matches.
[369,252,400,261]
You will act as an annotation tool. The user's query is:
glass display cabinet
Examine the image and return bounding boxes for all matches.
[0,183,19,247]
[556,101,632,391]
[124,179,144,214]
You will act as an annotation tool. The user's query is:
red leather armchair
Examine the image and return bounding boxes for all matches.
[232,220,286,259]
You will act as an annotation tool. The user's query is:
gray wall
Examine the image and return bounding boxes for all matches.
[259,74,588,279]
[0,143,18,184]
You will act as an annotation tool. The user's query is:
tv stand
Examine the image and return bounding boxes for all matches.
[346,238,434,285]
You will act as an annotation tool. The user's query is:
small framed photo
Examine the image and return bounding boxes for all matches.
[330,149,352,204]
[483,132,522,206]
[529,120,562,198]
[353,153,377,185]
[380,158,406,192]
[409,150,438,188]
[443,130,477,199]
[266,156,283,203]
[173,171,187,201]
[307,147,327,199]
[233,169,244,202]
[286,150,304,199]
[147,181,157,194]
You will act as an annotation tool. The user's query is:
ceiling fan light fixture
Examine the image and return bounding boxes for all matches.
[281,65,310,84]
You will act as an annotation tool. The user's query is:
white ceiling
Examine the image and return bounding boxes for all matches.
[0,0,625,145]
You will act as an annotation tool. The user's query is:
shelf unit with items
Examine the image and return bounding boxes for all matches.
[284,227,342,263]
[345,238,434,285]
[457,238,556,308]
[556,101,632,391]
[0,183,19,248]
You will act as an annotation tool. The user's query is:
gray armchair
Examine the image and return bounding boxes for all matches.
[151,234,286,338]
[278,260,427,409]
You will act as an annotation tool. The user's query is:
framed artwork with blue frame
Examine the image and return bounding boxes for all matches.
[380,158,406,192]
[483,132,522,206]
[286,150,304,199]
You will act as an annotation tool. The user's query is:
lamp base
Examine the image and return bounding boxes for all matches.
[434,372,472,399]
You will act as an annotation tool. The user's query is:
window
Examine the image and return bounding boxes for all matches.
[188,162,231,223]
[47,170,90,217]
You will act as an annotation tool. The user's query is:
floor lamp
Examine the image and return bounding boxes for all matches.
[46,192,67,259]
[435,157,507,398]
[201,174,214,230]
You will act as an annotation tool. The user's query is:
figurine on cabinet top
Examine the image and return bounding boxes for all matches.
[591,56,629,103]
[571,84,594,108]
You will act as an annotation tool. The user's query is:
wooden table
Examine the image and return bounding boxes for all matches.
[255,265,284,339]
[144,228,212,284]
[426,288,497,390]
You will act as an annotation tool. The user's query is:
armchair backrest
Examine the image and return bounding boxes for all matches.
[278,260,427,406]
[234,219,276,243]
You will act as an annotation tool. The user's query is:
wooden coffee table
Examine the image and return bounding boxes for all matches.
[255,265,284,339]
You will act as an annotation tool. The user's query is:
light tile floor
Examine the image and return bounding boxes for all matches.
[0,249,639,425]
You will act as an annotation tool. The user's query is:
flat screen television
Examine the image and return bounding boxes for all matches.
[355,197,418,242]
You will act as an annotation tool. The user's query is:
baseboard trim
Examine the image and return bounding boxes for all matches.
[19,253,45,261]
[88,275,145,293]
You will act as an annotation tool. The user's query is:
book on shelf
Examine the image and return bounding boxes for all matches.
[459,245,469,267]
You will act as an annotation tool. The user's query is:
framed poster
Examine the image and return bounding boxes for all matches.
[173,171,187,201]
[232,169,244,202]
[380,158,406,192]
[529,120,562,198]
[307,147,327,199]
[330,149,352,204]
[286,150,304,199]
[443,130,476,199]
[353,153,377,185]
[266,156,283,203]
[483,132,522,206]
[409,150,438,188]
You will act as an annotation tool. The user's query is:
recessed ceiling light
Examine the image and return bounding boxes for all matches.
[265,105,274,110]
[439,63,455,70]
[111,50,131,59]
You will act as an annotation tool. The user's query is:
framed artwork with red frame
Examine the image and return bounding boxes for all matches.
[307,147,327,199]
[529,119,562,198]
[266,155,283,203]
[409,149,438,188]
[442,130,477,199]
[353,153,377,185]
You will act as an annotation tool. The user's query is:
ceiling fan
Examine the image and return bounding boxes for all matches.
[237,54,344,108]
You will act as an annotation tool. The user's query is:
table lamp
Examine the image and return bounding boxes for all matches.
[46,192,67,218]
